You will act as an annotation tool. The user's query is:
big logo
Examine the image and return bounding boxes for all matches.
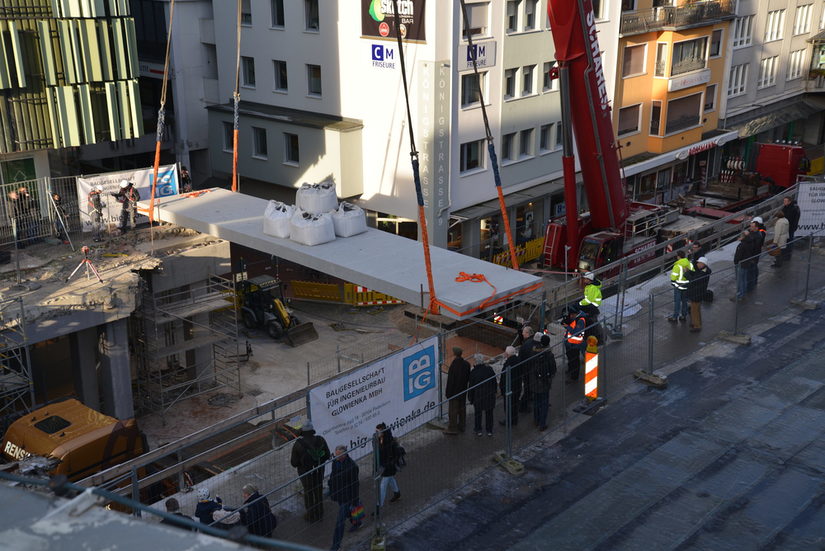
[402,345,436,400]
[150,168,178,197]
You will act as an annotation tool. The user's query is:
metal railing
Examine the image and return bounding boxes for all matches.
[620,0,735,35]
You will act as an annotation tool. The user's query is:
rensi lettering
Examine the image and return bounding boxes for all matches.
[585,8,610,112]
[381,0,414,16]
[4,440,30,461]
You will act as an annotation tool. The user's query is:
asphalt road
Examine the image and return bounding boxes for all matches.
[392,295,825,550]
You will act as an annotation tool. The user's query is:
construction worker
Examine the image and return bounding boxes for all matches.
[88,184,104,241]
[668,250,693,322]
[578,272,602,340]
[562,309,587,383]
[112,180,140,233]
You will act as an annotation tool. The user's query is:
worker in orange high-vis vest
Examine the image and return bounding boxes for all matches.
[562,309,587,383]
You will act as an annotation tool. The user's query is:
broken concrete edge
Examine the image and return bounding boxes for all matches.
[633,370,669,388]
[718,330,752,346]
[789,298,820,310]
[492,450,525,476]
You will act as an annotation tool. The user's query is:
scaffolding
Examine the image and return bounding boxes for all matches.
[0,297,33,433]
[133,275,241,418]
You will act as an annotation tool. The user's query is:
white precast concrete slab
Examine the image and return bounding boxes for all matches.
[141,189,541,320]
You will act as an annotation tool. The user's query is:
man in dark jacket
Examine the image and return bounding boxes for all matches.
[782,196,801,256]
[528,334,556,431]
[518,326,537,412]
[499,346,522,426]
[747,216,766,293]
[686,257,712,332]
[468,355,497,436]
[239,484,277,537]
[290,421,330,522]
[444,347,471,435]
[160,497,194,531]
[732,231,751,302]
[328,445,361,551]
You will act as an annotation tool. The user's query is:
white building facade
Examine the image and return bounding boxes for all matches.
[200,0,619,259]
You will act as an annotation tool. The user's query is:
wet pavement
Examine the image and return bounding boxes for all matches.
[388,251,825,550]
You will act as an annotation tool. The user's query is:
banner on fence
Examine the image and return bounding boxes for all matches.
[797,180,825,235]
[309,336,439,460]
[75,165,179,232]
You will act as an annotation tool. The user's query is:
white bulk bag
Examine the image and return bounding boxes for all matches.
[289,210,336,246]
[332,202,367,237]
[295,181,338,214]
[262,200,294,238]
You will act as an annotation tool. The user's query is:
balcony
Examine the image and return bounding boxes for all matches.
[671,57,706,76]
[620,0,735,36]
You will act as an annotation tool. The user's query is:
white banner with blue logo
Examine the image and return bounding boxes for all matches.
[76,164,179,232]
[308,336,440,460]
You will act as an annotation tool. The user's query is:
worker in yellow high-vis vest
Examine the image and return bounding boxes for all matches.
[668,250,694,322]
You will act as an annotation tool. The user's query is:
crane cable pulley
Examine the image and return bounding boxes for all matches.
[457,0,519,270]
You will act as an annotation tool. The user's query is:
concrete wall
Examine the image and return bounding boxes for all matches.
[151,239,231,293]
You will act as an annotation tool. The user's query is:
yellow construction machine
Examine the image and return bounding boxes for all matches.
[236,275,318,346]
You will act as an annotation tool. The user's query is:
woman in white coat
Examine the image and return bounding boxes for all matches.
[771,211,790,268]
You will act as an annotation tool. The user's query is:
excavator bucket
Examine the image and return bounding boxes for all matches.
[284,321,318,347]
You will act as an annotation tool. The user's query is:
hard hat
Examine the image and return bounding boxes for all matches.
[697,257,709,265]
[751,216,763,225]
[583,272,595,280]
[94,185,103,192]
[197,487,210,500]
[119,180,129,189]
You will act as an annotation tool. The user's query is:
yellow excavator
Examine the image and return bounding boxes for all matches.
[236,275,318,346]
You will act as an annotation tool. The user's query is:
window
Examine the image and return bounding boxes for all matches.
[709,29,723,57]
[305,0,319,31]
[519,128,534,157]
[758,56,778,88]
[794,4,812,35]
[504,68,516,98]
[732,15,753,48]
[621,0,636,10]
[650,101,662,135]
[539,124,552,152]
[671,37,707,76]
[592,0,603,19]
[271,0,285,27]
[222,122,233,152]
[307,64,321,96]
[522,65,535,95]
[524,0,537,30]
[617,104,641,136]
[463,2,490,38]
[241,0,251,25]
[728,63,748,97]
[764,10,785,42]
[506,0,520,32]
[655,43,667,77]
[460,140,484,172]
[273,60,288,91]
[622,44,646,77]
[252,127,267,158]
[821,6,825,29]
[555,122,562,149]
[242,56,256,87]
[665,93,702,134]
[788,49,806,80]
[461,71,486,107]
[703,84,716,112]
[543,61,558,91]
[502,132,516,161]
[284,132,299,164]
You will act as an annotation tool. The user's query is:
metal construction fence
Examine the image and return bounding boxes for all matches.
[0,176,80,248]
[70,226,825,550]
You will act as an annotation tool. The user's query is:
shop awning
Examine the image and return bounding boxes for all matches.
[622,130,739,177]
[451,180,563,221]
[731,99,825,138]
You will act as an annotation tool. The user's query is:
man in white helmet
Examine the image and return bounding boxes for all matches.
[111,180,140,233]
[87,184,105,241]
